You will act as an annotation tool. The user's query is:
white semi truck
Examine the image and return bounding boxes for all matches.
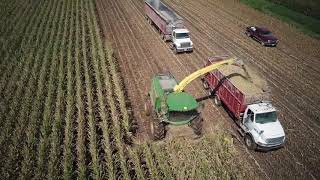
[203,56,285,150]
[145,0,193,53]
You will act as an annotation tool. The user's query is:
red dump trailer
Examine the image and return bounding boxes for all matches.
[144,0,184,40]
[203,57,271,119]
[202,56,285,150]
[144,0,193,53]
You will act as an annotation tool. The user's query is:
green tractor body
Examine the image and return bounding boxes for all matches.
[145,73,203,140]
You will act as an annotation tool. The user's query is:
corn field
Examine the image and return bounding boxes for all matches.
[0,0,254,179]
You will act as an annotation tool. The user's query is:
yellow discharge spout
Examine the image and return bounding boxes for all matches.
[173,58,242,92]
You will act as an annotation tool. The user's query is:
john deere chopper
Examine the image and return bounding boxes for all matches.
[144,58,244,140]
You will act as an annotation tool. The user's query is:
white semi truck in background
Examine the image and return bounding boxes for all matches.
[145,0,193,53]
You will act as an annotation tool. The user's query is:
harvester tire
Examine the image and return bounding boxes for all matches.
[144,99,151,116]
[191,116,203,136]
[149,119,165,140]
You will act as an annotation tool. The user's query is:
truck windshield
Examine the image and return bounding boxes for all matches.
[255,111,277,124]
[169,110,198,122]
[176,33,189,39]
[261,30,272,36]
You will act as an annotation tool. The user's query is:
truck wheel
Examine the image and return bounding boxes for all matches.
[214,95,221,106]
[174,47,178,54]
[191,116,203,136]
[144,99,151,116]
[244,134,257,150]
[149,119,165,140]
[161,33,166,41]
[170,43,174,50]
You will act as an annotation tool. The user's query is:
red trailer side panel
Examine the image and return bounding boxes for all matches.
[204,70,247,119]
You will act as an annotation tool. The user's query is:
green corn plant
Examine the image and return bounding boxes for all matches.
[128,148,145,179]
[35,0,66,179]
[0,0,54,167]
[47,0,72,179]
[2,0,55,177]
[20,0,62,178]
[62,0,76,179]
[87,0,130,179]
[150,144,175,180]
[73,0,87,179]
[0,0,35,86]
[0,0,46,142]
[0,0,52,141]
[82,1,104,179]
[142,144,160,180]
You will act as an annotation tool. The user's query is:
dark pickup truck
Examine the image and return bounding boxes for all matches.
[245,26,279,46]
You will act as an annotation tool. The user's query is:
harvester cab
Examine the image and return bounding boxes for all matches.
[145,58,244,140]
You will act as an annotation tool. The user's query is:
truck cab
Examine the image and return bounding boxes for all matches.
[171,29,193,53]
[241,102,285,150]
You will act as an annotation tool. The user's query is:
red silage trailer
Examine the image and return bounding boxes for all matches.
[203,57,270,120]
[203,57,285,150]
[144,0,184,40]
